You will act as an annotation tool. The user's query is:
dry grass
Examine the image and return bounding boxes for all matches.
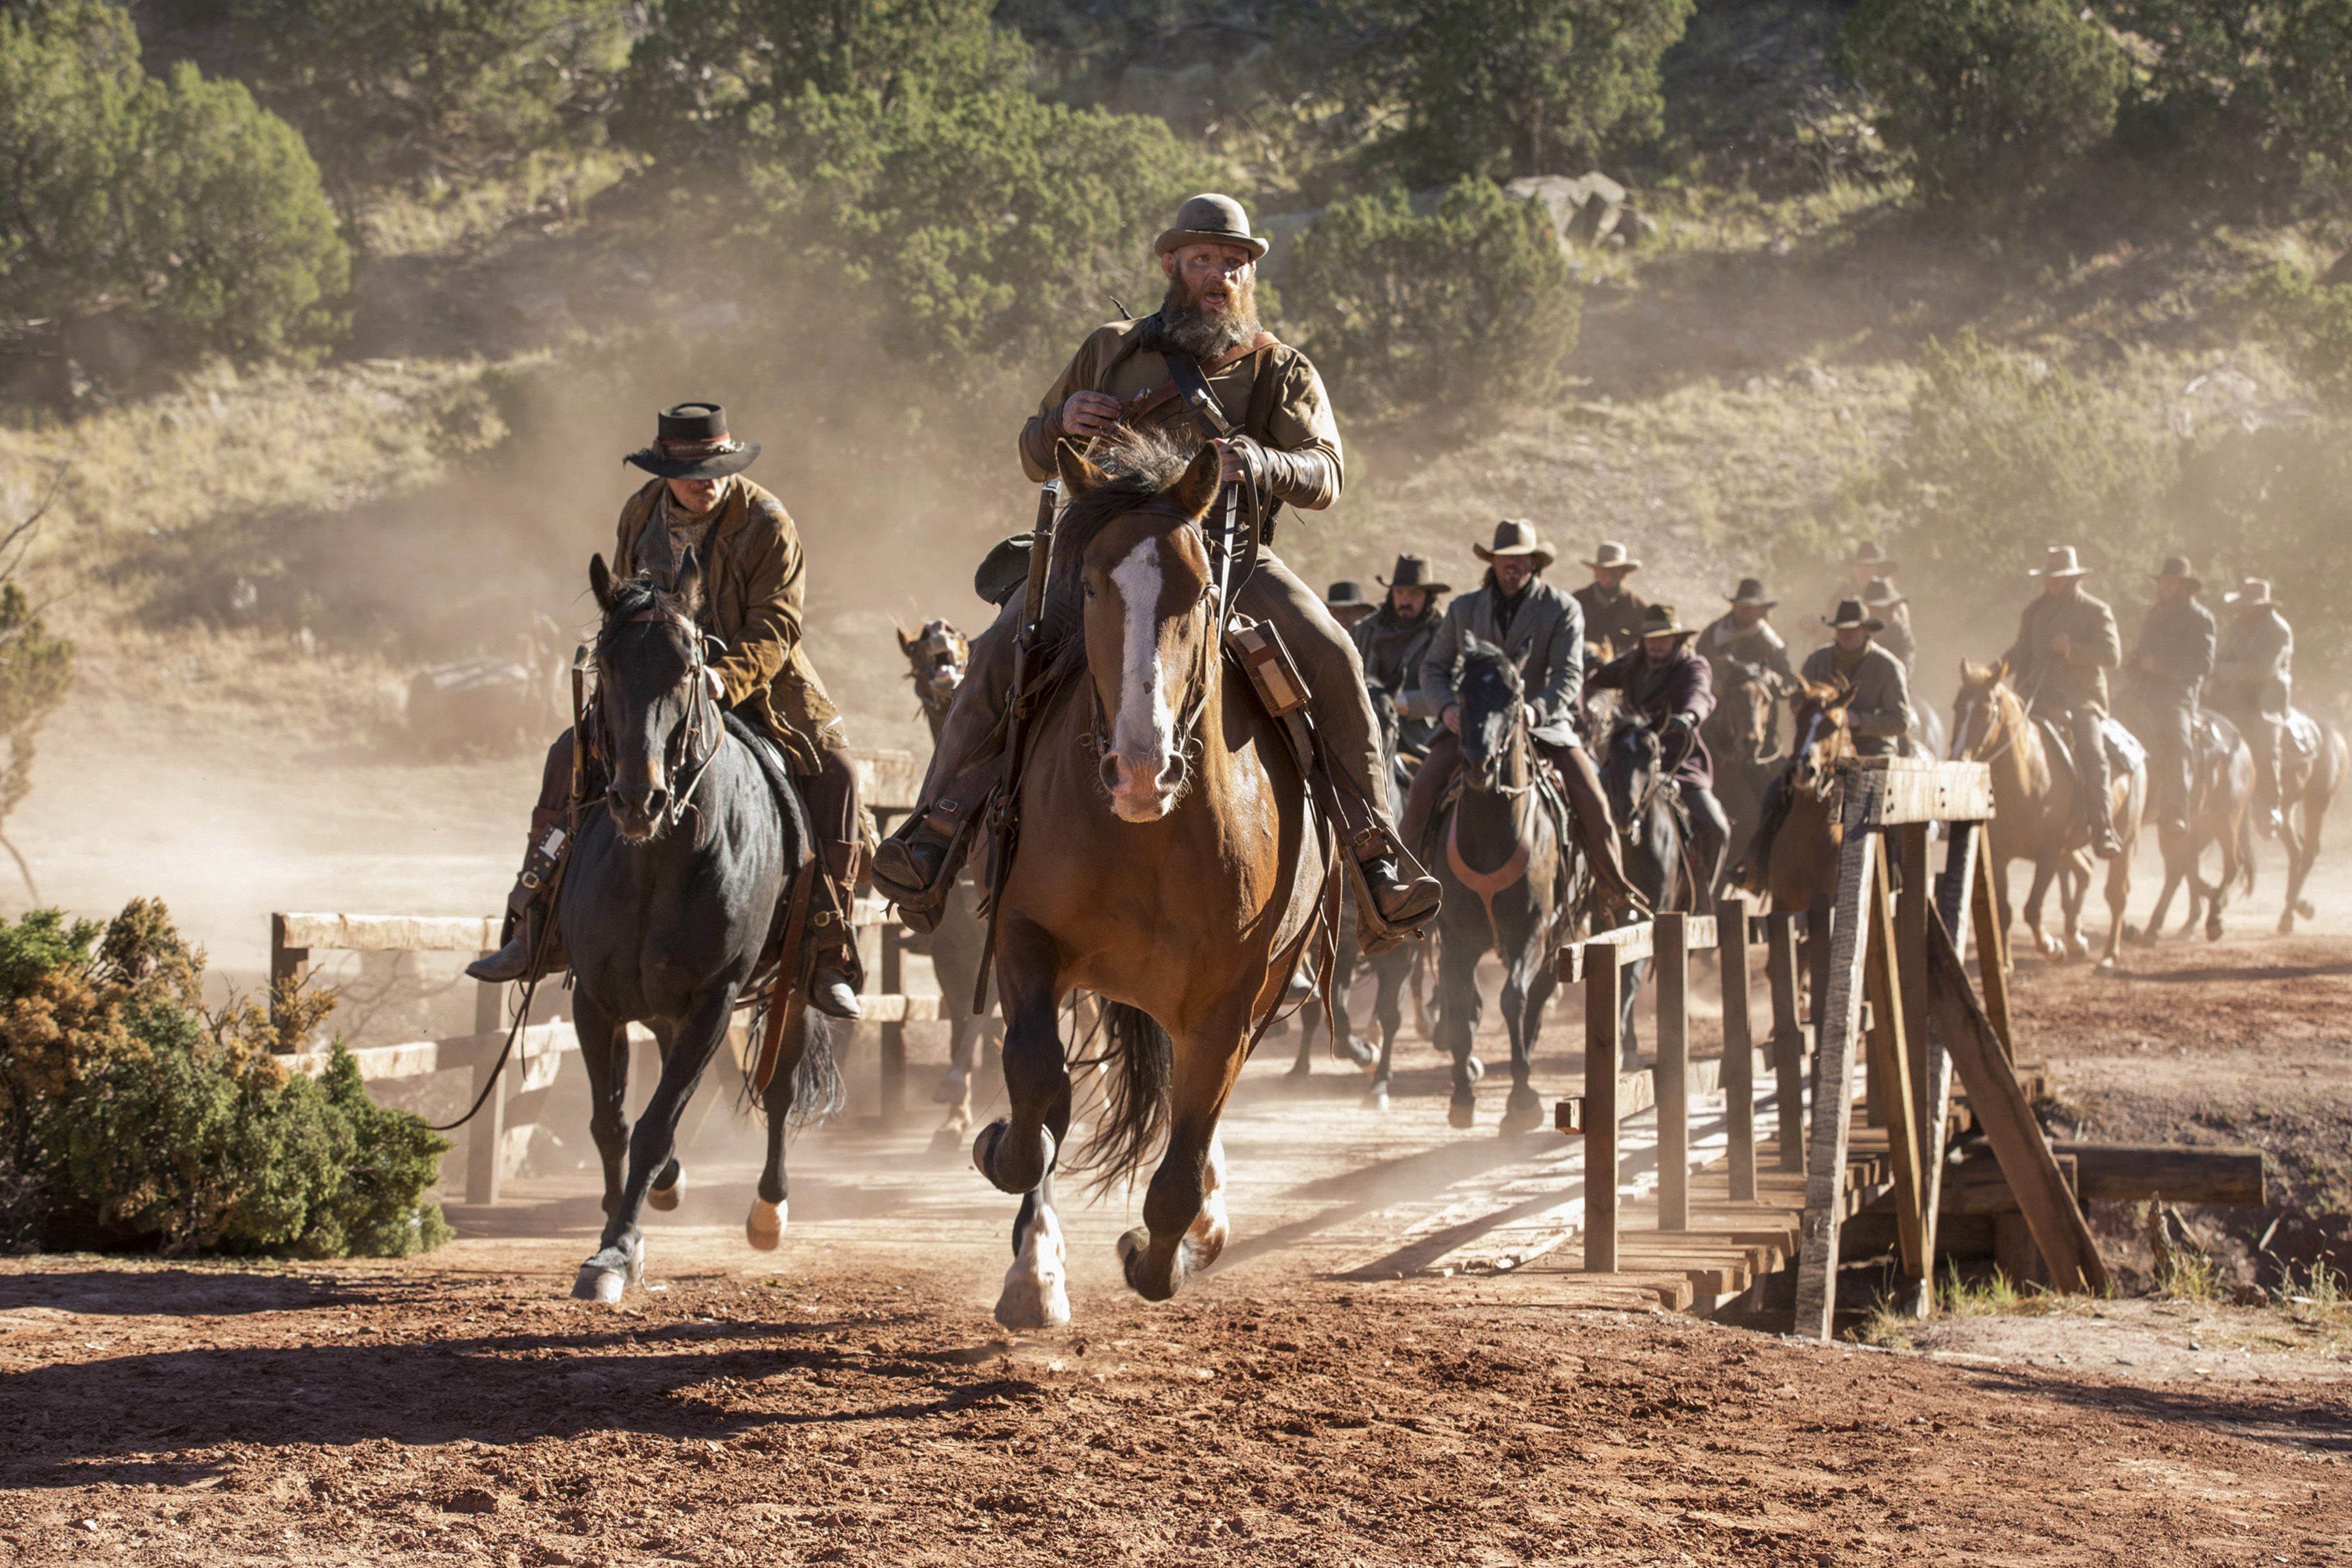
[353,150,634,260]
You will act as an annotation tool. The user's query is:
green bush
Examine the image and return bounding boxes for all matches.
[1842,0,2131,208]
[0,0,348,364]
[1290,0,1695,182]
[0,901,451,1259]
[2102,0,2352,191]
[232,0,629,197]
[1283,178,1581,423]
[2172,419,2352,682]
[2228,261,2352,409]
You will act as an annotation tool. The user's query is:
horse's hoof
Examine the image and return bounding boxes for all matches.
[2279,912,2296,935]
[1498,1086,1544,1135]
[1115,1226,1149,1266]
[2296,898,2317,919]
[571,1239,642,1303]
[745,1198,785,1252]
[647,1167,684,1212]
[1462,1055,1486,1085]
[1448,1091,1477,1131]
[932,1069,968,1106]
[1284,1058,1312,1079]
[2206,921,2223,943]
[1363,1089,1390,1112]
[1339,1035,1376,1068]
[996,1207,1069,1330]
[972,1119,1054,1195]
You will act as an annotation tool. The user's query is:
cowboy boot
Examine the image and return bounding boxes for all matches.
[1550,742,1652,922]
[871,760,1002,934]
[809,841,864,1020]
[467,808,570,984]
[1328,783,1441,941]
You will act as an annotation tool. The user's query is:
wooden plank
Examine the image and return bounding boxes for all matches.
[277,913,501,953]
[854,748,923,813]
[1657,913,1690,1232]
[857,994,941,1024]
[1970,826,2016,1066]
[2050,1142,2266,1205]
[1938,1151,2079,1216]
[1718,894,1757,1203]
[1560,923,1652,983]
[1917,818,1976,1307]
[1844,758,1996,826]
[1863,851,1927,1281]
[1924,909,2111,1294]
[1765,912,1806,1172]
[1793,772,1884,1340]
[1584,951,1623,1273]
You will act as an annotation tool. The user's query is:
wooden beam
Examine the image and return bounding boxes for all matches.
[1560,923,1651,982]
[1718,893,1757,1203]
[1919,819,1980,1298]
[1657,913,1690,1232]
[1793,771,1884,1340]
[1864,850,1927,1280]
[1970,826,2017,1067]
[853,748,923,813]
[1841,758,1997,826]
[1765,913,1806,1173]
[1584,951,1623,1273]
[1924,909,2111,1294]
[2050,1142,2266,1205]
[277,913,501,953]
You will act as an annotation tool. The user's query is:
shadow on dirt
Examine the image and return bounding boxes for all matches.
[1952,1365,2352,1458]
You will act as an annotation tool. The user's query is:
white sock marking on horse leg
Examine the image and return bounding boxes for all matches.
[994,1200,1070,1330]
[1184,1132,1230,1271]
[1110,538,1171,776]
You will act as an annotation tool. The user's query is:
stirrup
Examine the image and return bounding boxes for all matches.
[467,903,564,985]
[873,791,987,911]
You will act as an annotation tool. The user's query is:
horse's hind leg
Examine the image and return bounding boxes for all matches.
[645,1023,686,1210]
[996,1166,1069,1330]
[1119,1020,1245,1303]
[573,995,630,1218]
[2098,847,2131,970]
[576,982,738,1303]
[747,1006,814,1251]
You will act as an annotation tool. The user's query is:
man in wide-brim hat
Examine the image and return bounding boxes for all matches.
[2211,576,2295,836]
[1860,576,1916,674]
[1697,576,1797,697]
[1831,540,1914,658]
[1588,603,1731,911]
[875,192,1442,943]
[1573,538,1648,660]
[2123,555,2217,836]
[1354,553,1450,762]
[2001,544,2126,858]
[1324,580,1373,630]
[1408,521,1647,919]
[466,402,867,1018]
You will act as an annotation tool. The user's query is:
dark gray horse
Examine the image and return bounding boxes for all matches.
[1601,715,1687,1068]
[1337,670,1429,1109]
[1431,638,1572,1134]
[563,555,838,1303]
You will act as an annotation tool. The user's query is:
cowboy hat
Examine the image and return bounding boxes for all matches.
[2223,577,2276,607]
[2028,544,2091,578]
[1377,553,1450,594]
[1725,576,1778,608]
[1582,539,1641,572]
[1324,581,1370,610]
[1824,598,1886,632]
[1637,603,1696,640]
[1474,519,1554,571]
[2151,555,2202,590]
[1852,540,1898,570]
[1154,193,1269,261]
[624,402,760,480]
[1861,576,1905,607]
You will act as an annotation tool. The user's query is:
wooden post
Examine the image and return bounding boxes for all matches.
[1657,913,1689,1232]
[1899,825,1933,1154]
[1970,826,2016,1068]
[1793,772,1884,1341]
[1583,947,1622,1273]
[1863,851,1927,1281]
[1765,913,1806,1172]
[1914,819,1977,1311]
[1806,892,1833,1111]
[1718,896,1756,1203]
[1925,910,2110,1294]
[879,921,906,1128]
[268,913,309,1039]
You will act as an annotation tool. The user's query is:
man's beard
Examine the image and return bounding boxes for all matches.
[1147,272,1261,360]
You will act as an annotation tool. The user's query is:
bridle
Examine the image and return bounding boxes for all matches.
[1461,666,1537,802]
[600,607,722,836]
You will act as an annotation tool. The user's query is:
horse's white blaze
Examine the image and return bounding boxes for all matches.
[1110,536,1173,779]
[1184,1133,1230,1269]
[1952,698,1977,760]
[994,1200,1070,1330]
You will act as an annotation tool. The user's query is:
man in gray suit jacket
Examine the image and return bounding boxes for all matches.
[1403,519,1642,918]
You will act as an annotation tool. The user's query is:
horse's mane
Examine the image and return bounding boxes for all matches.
[1050,428,1201,596]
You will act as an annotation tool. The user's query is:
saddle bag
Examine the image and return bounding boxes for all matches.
[1226,615,1311,717]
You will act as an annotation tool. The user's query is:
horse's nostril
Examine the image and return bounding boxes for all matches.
[1100,754,1124,794]
[1160,752,1187,792]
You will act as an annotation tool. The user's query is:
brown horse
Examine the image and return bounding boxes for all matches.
[2129,709,2251,945]
[894,617,1003,1149]
[970,433,1329,1330]
[1710,657,1786,874]
[1752,676,1857,914]
[2244,710,2347,934]
[1951,659,2144,969]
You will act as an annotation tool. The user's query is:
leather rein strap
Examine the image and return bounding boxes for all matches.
[1119,333,1275,425]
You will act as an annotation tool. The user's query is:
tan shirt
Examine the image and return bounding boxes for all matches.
[1017,319,1345,509]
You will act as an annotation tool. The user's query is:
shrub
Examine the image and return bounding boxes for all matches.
[1289,0,1695,182]
[1842,0,2131,208]
[0,578,74,896]
[0,901,451,1258]
[2102,0,2352,191]
[2227,261,2352,410]
[1282,178,1582,423]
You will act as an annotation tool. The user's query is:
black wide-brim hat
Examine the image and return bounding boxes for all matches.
[1325,581,1371,610]
[625,401,760,480]
[1823,598,1886,632]
[1725,576,1778,608]
[1378,553,1451,594]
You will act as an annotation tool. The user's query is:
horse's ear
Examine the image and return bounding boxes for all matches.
[590,553,613,612]
[1056,439,1109,497]
[676,548,704,619]
[896,625,916,655]
[1171,442,1222,521]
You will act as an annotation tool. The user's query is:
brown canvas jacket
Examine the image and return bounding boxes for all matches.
[2001,587,2121,715]
[1573,582,1649,661]
[1017,318,1343,512]
[613,476,845,770]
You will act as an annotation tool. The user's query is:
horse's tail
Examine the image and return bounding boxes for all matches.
[1072,1001,1173,1197]
[735,1003,845,1129]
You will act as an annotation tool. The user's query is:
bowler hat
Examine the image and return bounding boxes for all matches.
[2151,555,2202,590]
[1852,540,1898,570]
[1637,603,1696,639]
[2029,544,2091,578]
[1377,553,1450,594]
[1155,193,1269,261]
[1726,576,1778,608]
[625,402,760,480]
[1474,519,1554,571]
[1583,539,1641,572]
[1324,581,1370,611]
[1861,576,1905,607]
[1824,598,1887,632]
[2223,578,2276,608]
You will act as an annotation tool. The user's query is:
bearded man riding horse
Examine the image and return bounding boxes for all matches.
[873,193,1441,943]
[468,402,864,1020]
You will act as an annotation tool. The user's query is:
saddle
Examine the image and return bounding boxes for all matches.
[2032,713,2144,787]
[2193,710,2242,773]
[2286,709,2323,765]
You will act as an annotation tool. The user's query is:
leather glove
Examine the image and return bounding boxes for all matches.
[1226,434,1333,508]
